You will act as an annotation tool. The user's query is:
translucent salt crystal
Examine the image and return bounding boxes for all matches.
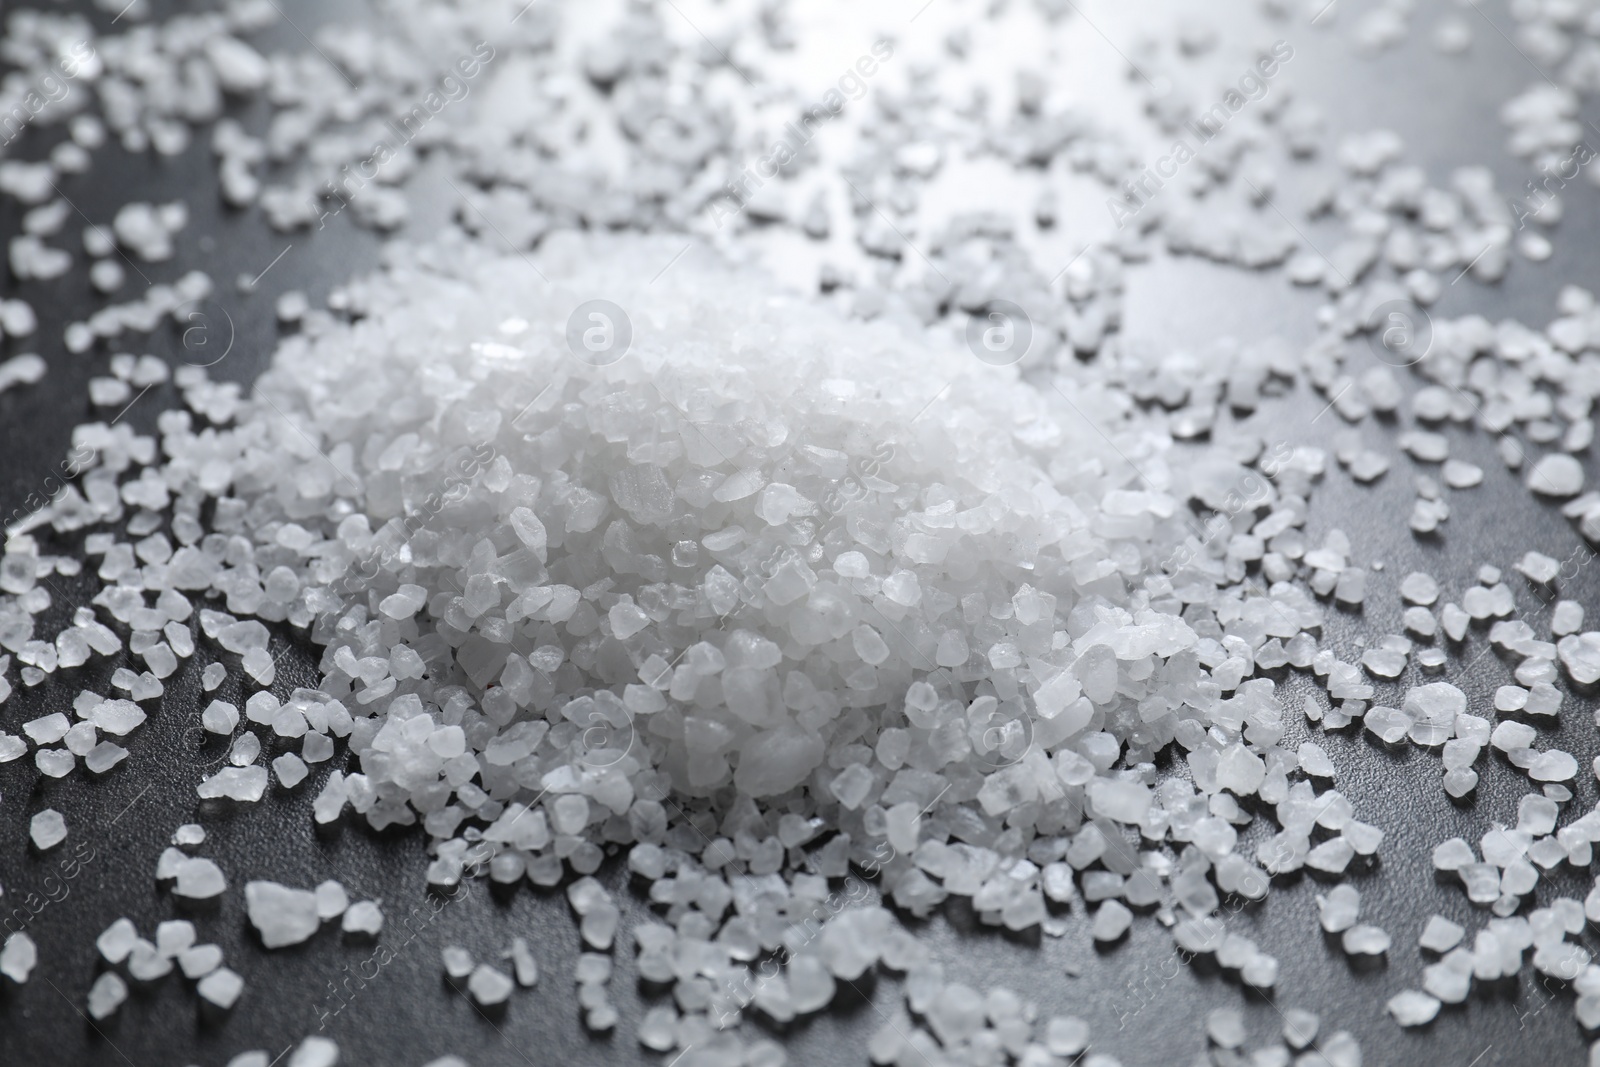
[199,765,268,801]
[23,713,69,744]
[787,953,838,1017]
[179,944,224,979]
[315,881,349,920]
[1206,1007,1245,1048]
[1283,1008,1319,1049]
[1343,821,1384,855]
[287,1036,340,1067]
[1404,682,1465,723]
[1561,633,1600,684]
[608,599,650,639]
[1516,552,1560,585]
[638,1006,676,1050]
[1495,686,1528,713]
[1441,603,1469,642]
[198,967,244,1009]
[1455,715,1491,746]
[1530,750,1579,781]
[244,881,320,948]
[202,700,239,734]
[202,662,227,690]
[1386,989,1440,1026]
[1491,721,1536,752]
[1091,900,1132,942]
[29,809,66,850]
[90,700,146,736]
[245,693,280,726]
[1363,706,1412,744]
[442,946,474,979]
[175,858,227,900]
[88,972,128,1019]
[1319,885,1361,932]
[1302,825,1358,871]
[98,919,139,964]
[509,937,539,987]
[1460,863,1502,904]
[1525,684,1561,717]
[273,752,309,788]
[303,732,335,763]
[1360,647,1406,678]
[1402,607,1437,638]
[172,824,206,848]
[1443,768,1479,797]
[1044,1016,1090,1056]
[831,764,875,809]
[1400,572,1439,605]
[1342,924,1391,955]
[1420,915,1465,953]
[314,774,349,824]
[1443,460,1483,488]
[1519,795,1559,836]
[1528,453,1584,496]
[467,964,514,1006]
[1297,742,1335,778]
[227,729,262,765]
[33,751,73,777]
[581,903,619,950]
[1088,778,1152,824]
[1334,568,1366,605]
[0,932,37,983]
[341,901,383,936]
[1534,940,1590,980]
[1553,601,1584,637]
[574,953,612,984]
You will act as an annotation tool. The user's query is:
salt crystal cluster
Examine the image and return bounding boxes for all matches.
[11,0,1600,1061]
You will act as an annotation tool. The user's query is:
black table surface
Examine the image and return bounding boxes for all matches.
[1,1,1597,1064]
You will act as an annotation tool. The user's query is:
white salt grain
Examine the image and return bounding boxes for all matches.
[175,858,227,900]
[442,946,474,979]
[87,972,128,1019]
[287,1036,340,1067]
[315,881,349,920]
[245,881,320,948]
[198,967,244,1009]
[1387,989,1440,1026]
[467,964,514,1006]
[0,932,36,983]
[29,809,66,850]
[342,901,383,936]
[1420,915,1465,953]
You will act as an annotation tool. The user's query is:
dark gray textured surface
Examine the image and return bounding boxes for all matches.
[0,1,1596,1064]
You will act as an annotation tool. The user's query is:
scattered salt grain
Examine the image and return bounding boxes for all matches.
[88,972,128,1019]
[179,943,224,979]
[29,809,66,850]
[1387,989,1441,1026]
[287,1036,340,1067]
[245,881,320,948]
[342,901,383,936]
[198,967,245,1010]
[1343,924,1392,956]
[175,858,228,900]
[0,932,36,983]
[442,946,474,979]
[1091,901,1132,942]
[467,964,514,1006]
